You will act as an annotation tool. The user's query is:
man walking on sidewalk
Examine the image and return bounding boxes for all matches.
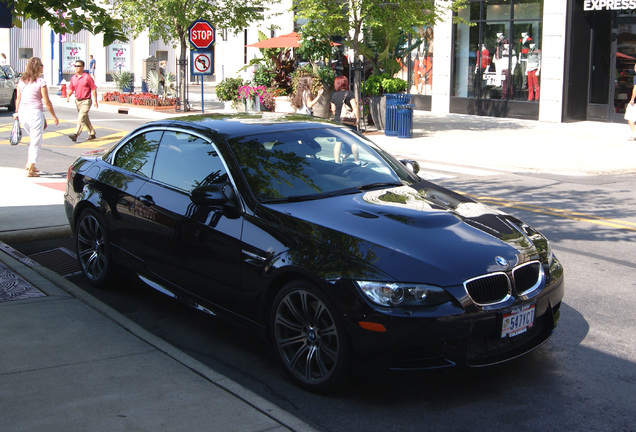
[66,60,98,142]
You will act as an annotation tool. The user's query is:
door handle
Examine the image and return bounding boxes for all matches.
[139,194,155,206]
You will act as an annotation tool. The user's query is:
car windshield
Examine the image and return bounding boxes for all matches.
[229,126,416,202]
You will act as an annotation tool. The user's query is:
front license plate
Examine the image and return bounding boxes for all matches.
[501,303,536,338]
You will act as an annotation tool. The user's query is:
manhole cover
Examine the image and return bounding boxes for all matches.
[29,247,82,277]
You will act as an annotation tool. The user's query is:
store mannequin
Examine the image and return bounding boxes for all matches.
[475,44,491,73]
[494,33,505,61]
[526,43,541,101]
[519,32,532,89]
[493,40,517,99]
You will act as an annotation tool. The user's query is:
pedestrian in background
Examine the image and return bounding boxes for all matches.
[14,57,59,177]
[625,63,636,140]
[67,59,98,142]
[330,76,360,163]
[89,55,96,80]
[292,75,323,115]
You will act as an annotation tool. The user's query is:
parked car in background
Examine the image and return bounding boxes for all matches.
[0,64,18,111]
[64,115,565,392]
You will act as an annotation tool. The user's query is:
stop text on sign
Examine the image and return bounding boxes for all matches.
[188,20,215,50]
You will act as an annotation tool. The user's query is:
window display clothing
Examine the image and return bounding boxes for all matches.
[526,44,541,101]
[519,33,532,89]
[493,42,517,99]
[476,46,491,71]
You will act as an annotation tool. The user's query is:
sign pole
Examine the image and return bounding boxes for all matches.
[201,78,204,113]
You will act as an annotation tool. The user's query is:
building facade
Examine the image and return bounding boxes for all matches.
[2,0,633,123]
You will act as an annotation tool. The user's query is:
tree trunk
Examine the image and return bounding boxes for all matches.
[179,33,189,111]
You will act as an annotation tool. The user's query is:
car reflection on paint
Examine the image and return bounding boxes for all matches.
[64,114,564,392]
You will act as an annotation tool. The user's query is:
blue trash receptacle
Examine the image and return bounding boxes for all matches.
[385,94,412,136]
[397,104,414,139]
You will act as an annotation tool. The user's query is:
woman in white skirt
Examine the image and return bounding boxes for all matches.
[14,57,59,177]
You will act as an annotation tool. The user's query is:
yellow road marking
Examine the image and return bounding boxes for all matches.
[465,194,636,232]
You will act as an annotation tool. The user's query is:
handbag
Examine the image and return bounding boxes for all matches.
[341,91,356,124]
[625,103,636,122]
[10,117,21,146]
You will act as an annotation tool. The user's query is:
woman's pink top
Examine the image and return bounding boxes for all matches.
[18,78,46,111]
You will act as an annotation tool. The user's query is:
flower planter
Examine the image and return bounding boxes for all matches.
[369,95,386,130]
[243,95,262,112]
[312,90,332,119]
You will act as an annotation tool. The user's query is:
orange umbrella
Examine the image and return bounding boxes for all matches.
[246,32,340,49]
[247,32,301,49]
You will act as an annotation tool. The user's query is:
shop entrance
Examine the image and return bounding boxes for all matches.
[610,18,636,122]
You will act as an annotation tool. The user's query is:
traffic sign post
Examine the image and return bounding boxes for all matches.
[188,20,215,113]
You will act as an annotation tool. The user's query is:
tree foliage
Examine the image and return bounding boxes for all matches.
[3,0,126,45]
[292,0,467,96]
[113,0,271,109]
[113,0,270,54]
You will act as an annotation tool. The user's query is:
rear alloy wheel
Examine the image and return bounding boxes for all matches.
[75,209,113,287]
[271,282,350,392]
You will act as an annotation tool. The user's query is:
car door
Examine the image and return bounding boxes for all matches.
[133,129,244,310]
[98,129,162,258]
[0,67,9,105]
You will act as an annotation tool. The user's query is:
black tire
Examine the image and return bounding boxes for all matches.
[8,90,16,112]
[75,208,113,287]
[270,281,351,392]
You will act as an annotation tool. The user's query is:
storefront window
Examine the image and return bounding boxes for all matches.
[452,0,543,102]
[412,26,434,95]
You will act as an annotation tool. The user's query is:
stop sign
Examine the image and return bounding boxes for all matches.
[188,20,215,50]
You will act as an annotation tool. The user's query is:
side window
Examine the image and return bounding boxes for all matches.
[152,131,228,191]
[113,130,162,177]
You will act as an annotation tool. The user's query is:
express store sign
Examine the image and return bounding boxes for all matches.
[584,0,636,11]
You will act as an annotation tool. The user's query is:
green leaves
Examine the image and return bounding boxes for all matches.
[6,0,126,45]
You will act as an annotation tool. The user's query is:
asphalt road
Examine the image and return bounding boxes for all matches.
[3,108,636,432]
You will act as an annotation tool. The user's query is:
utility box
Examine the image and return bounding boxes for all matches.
[142,56,160,81]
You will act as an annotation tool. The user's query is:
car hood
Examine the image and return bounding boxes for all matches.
[263,182,543,286]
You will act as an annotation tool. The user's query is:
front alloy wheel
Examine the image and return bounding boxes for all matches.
[271,282,350,392]
[75,209,112,287]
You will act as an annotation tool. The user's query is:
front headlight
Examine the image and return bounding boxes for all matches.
[356,281,451,307]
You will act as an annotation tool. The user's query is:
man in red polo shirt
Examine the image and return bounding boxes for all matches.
[66,59,98,142]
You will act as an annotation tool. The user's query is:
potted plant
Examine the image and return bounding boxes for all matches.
[238,85,269,111]
[215,77,244,110]
[290,65,335,119]
[111,70,134,93]
[362,73,408,130]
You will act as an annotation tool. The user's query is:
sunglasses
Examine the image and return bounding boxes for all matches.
[74,64,83,67]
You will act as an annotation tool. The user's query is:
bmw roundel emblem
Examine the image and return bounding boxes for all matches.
[495,256,509,267]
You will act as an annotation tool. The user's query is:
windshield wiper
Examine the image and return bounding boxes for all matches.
[261,182,403,204]
[356,182,403,191]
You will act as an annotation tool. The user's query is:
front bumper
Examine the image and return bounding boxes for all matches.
[341,262,565,371]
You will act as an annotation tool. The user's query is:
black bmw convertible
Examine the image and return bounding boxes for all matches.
[64,114,564,391]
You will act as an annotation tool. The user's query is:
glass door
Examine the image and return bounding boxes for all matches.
[612,20,636,122]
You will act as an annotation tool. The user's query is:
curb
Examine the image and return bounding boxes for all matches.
[0,225,72,243]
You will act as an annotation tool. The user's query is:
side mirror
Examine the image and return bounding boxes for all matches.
[400,159,420,175]
[191,183,236,206]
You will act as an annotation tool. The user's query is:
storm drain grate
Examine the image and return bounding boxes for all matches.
[0,262,47,302]
[29,247,82,277]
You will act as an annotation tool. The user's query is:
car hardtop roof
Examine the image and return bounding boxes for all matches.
[144,115,344,139]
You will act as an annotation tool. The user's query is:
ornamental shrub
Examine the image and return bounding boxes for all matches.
[216,77,244,102]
